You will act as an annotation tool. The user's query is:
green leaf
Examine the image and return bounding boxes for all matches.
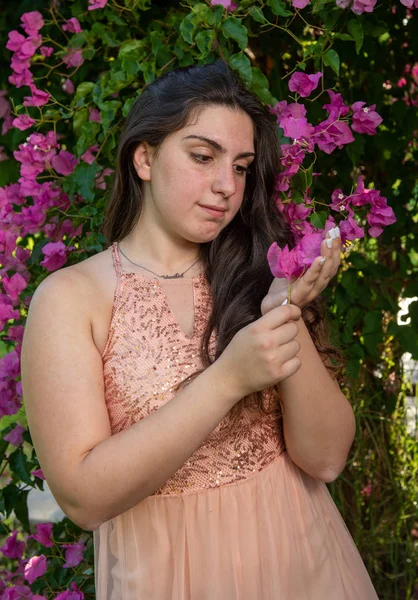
[180,14,195,45]
[333,33,354,42]
[74,82,94,102]
[63,162,101,202]
[250,67,276,104]
[229,53,252,85]
[363,311,382,334]
[100,100,121,134]
[9,447,33,486]
[118,40,145,60]
[249,7,266,23]
[347,20,364,54]
[195,29,216,54]
[222,17,248,51]
[323,49,340,75]
[150,30,162,58]
[73,107,89,137]
[310,211,328,229]
[75,121,101,156]
[267,0,292,17]
[14,489,30,532]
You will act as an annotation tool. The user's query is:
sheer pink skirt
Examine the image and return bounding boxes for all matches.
[93,452,378,599]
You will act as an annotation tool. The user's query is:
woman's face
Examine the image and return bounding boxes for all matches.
[135,105,255,244]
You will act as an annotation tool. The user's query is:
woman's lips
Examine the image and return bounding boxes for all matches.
[199,205,227,218]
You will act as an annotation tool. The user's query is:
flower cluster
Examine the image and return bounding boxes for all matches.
[292,0,417,12]
[0,527,87,599]
[267,71,395,279]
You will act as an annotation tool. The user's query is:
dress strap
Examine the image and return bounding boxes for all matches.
[111,241,123,279]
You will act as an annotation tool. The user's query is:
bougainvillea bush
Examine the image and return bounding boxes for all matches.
[0,0,417,598]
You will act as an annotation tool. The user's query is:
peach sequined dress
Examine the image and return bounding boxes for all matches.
[93,242,379,600]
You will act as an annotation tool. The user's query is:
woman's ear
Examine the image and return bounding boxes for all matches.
[132,142,153,181]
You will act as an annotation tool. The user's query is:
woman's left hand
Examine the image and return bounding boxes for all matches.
[261,227,342,315]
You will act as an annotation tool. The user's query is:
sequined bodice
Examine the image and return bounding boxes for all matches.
[102,242,284,495]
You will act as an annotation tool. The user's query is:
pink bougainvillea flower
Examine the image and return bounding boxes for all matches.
[367,199,396,237]
[211,0,238,10]
[292,0,310,7]
[24,554,47,584]
[323,90,349,119]
[55,582,85,599]
[40,241,71,271]
[29,523,54,548]
[23,85,50,107]
[351,101,383,135]
[268,232,325,281]
[12,115,36,131]
[88,0,108,9]
[2,585,33,599]
[280,116,314,139]
[19,34,42,58]
[4,423,25,446]
[9,68,33,88]
[62,48,84,69]
[40,45,54,57]
[89,107,102,123]
[31,467,45,479]
[339,215,365,243]
[288,71,322,98]
[0,530,26,559]
[6,30,26,52]
[81,144,100,164]
[62,79,75,94]
[51,150,78,175]
[267,243,300,279]
[314,119,354,153]
[294,232,324,268]
[62,18,82,33]
[20,11,44,36]
[62,542,86,568]
[400,0,418,6]
[351,0,376,13]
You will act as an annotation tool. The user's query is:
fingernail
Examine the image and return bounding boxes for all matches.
[326,238,333,249]
[281,298,288,305]
[335,226,340,238]
[319,256,326,265]
[329,228,337,239]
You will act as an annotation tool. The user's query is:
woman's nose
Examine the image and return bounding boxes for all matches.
[211,163,237,197]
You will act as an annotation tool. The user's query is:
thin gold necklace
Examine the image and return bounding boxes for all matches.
[117,243,201,280]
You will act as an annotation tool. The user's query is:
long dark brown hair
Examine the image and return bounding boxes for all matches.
[100,60,343,421]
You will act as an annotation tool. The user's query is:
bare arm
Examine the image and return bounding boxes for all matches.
[278,317,356,483]
[21,271,241,532]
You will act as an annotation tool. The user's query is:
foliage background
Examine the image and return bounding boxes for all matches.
[0,0,417,598]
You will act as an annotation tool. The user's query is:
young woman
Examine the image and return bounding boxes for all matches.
[21,60,379,599]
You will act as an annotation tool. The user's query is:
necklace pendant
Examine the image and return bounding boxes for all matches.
[162,272,183,280]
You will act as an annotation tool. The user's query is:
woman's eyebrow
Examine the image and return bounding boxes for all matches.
[182,135,255,160]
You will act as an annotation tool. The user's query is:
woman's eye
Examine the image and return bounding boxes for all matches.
[191,154,212,164]
[234,165,249,176]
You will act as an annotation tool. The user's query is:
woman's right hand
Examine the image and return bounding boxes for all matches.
[216,304,302,399]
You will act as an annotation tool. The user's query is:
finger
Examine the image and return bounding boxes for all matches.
[279,356,302,380]
[301,257,325,286]
[261,304,301,330]
[273,321,299,345]
[276,339,301,363]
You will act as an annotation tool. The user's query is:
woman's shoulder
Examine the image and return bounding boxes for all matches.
[35,246,117,356]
